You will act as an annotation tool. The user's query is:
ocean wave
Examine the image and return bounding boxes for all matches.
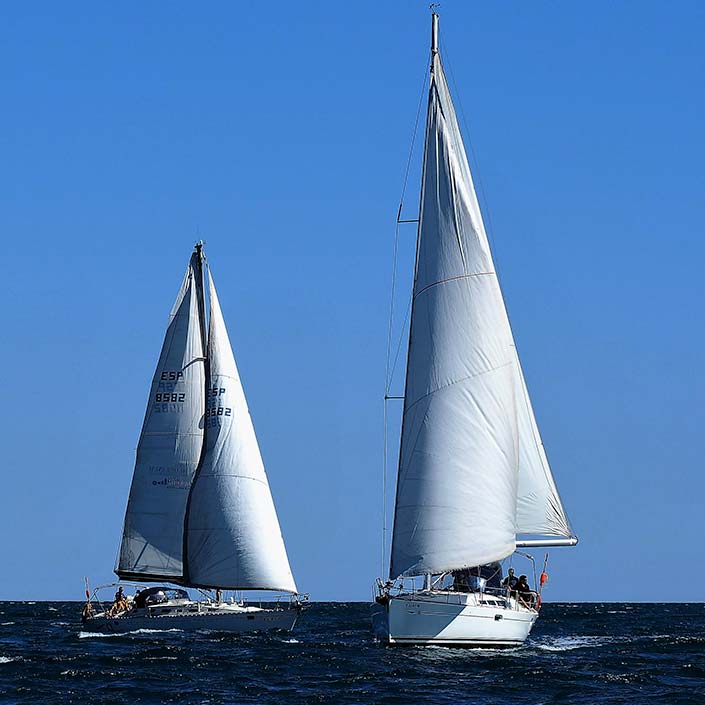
[78,628,184,639]
[78,631,122,639]
[534,636,612,652]
[1,622,15,626]
[0,656,17,664]
[281,638,300,644]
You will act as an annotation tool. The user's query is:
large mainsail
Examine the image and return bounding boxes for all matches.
[183,270,297,592]
[389,23,573,580]
[117,249,207,581]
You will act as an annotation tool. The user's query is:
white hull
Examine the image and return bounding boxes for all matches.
[373,591,537,647]
[84,602,299,634]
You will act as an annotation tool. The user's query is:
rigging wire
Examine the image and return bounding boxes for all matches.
[382,63,429,579]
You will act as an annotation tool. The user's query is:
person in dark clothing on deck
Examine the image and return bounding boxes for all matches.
[516,574,537,607]
[501,568,518,592]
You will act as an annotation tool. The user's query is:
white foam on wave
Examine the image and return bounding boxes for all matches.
[48,607,58,612]
[282,637,300,644]
[534,635,611,652]
[0,657,17,664]
[78,627,184,639]
[130,628,184,635]
[1,622,15,626]
[79,631,121,639]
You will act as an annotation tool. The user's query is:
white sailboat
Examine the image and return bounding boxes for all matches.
[83,243,305,632]
[373,12,577,648]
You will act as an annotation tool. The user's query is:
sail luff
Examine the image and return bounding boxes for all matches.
[388,74,434,580]
[181,244,209,587]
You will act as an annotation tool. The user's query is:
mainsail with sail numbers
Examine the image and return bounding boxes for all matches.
[117,250,206,582]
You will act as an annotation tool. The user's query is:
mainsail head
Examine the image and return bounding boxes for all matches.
[116,247,207,582]
[183,269,297,593]
[389,14,574,580]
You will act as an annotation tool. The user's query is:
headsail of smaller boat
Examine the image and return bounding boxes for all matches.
[183,270,297,592]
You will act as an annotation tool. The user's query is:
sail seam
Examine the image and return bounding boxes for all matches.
[413,271,494,300]
[188,474,270,485]
[403,360,514,419]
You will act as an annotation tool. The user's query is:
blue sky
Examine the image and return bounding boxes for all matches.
[1,1,703,602]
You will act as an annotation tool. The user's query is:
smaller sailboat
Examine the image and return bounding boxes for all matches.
[373,12,577,647]
[83,243,305,632]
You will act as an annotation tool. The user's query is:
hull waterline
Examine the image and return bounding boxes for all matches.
[83,602,300,634]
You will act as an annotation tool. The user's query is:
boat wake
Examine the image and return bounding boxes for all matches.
[78,628,184,639]
[534,636,612,652]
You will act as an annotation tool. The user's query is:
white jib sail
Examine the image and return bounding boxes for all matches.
[184,270,297,592]
[117,250,206,581]
[514,352,573,537]
[390,48,572,580]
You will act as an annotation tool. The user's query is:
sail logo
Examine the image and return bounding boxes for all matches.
[152,477,189,489]
[148,464,188,476]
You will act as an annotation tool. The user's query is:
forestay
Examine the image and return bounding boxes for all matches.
[183,271,297,592]
[117,251,206,581]
[389,47,572,580]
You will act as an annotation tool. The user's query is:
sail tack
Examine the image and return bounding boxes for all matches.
[117,251,206,582]
[183,271,297,592]
[389,48,573,580]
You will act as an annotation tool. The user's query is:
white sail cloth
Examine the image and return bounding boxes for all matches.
[117,252,206,581]
[184,272,297,592]
[390,54,572,579]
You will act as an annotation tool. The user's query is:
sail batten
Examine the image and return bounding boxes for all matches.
[389,33,574,580]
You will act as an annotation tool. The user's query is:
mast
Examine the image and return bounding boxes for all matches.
[431,10,438,58]
[192,241,208,354]
[181,242,210,587]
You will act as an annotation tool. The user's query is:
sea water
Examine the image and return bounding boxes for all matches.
[0,602,703,703]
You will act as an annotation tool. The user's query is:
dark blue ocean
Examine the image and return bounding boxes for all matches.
[1,602,703,704]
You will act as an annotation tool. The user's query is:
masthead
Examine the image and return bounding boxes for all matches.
[430,5,439,56]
